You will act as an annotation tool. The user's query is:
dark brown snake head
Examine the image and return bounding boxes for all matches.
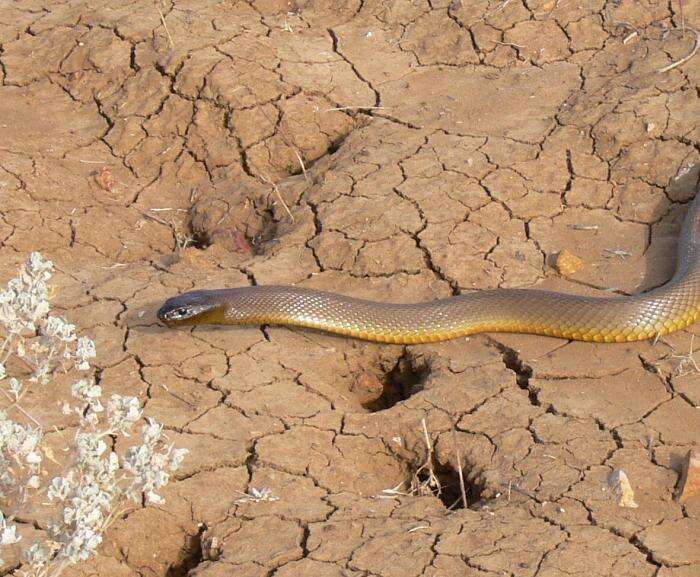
[157,290,225,326]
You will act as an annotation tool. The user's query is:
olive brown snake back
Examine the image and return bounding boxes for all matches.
[158,195,699,344]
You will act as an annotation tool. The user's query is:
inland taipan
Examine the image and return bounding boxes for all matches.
[158,196,699,344]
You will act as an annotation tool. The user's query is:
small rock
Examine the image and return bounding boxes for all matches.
[608,469,639,508]
[554,249,584,277]
[676,449,700,503]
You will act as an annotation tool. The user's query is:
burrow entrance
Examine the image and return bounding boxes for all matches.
[412,458,487,510]
[361,352,431,412]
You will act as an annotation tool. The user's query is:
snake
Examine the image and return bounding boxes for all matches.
[158,195,699,344]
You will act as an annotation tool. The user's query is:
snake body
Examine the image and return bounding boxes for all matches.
[158,196,699,343]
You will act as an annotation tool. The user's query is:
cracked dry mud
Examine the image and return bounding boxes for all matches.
[1,1,699,576]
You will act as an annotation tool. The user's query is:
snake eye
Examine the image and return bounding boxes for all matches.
[170,307,191,319]
[158,304,194,324]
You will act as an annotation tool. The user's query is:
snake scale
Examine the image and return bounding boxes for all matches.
[158,195,699,344]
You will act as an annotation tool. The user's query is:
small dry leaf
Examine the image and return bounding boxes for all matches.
[554,249,584,277]
[608,469,638,508]
[676,449,700,503]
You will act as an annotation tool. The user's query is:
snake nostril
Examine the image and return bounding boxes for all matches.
[156,306,169,322]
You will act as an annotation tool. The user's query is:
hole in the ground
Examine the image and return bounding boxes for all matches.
[412,459,486,510]
[165,524,205,577]
[186,188,280,254]
[249,207,278,255]
[187,228,212,250]
[362,353,431,412]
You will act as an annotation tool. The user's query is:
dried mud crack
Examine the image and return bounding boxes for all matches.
[0,1,698,577]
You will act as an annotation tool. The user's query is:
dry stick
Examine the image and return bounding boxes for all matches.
[420,418,440,495]
[1,387,43,429]
[143,212,171,228]
[623,31,638,45]
[260,173,294,223]
[156,5,174,49]
[291,148,308,180]
[142,212,192,250]
[451,425,468,508]
[274,187,294,222]
[671,334,699,375]
[324,106,388,112]
[604,248,631,260]
[658,27,699,73]
[679,0,685,33]
[493,40,525,49]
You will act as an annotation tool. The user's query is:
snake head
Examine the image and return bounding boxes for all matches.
[157,290,224,326]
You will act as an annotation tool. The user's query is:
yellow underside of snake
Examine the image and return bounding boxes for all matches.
[158,196,699,344]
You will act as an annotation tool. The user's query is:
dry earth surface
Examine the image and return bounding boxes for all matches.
[1,0,699,576]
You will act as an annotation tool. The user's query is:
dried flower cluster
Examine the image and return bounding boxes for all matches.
[0,253,187,577]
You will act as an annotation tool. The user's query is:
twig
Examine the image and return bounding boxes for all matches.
[292,148,308,181]
[414,417,440,496]
[2,387,43,429]
[623,31,638,44]
[473,0,513,24]
[671,334,699,375]
[156,5,174,49]
[501,480,537,501]
[679,0,685,34]
[604,248,631,260]
[234,487,278,503]
[260,173,294,223]
[323,106,389,112]
[143,212,172,228]
[451,425,468,508]
[658,27,699,73]
[493,40,524,49]
[377,481,410,499]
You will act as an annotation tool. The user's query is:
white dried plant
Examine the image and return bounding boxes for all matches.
[0,253,187,577]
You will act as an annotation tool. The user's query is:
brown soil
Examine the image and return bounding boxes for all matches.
[1,1,699,576]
